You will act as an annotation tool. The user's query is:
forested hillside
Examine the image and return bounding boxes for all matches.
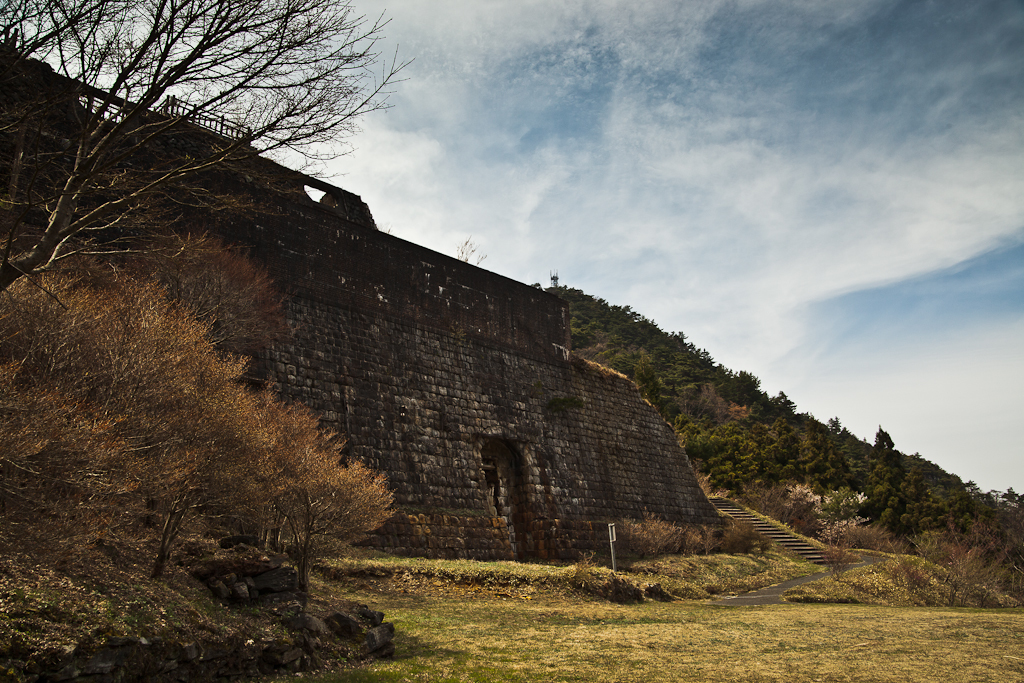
[548,285,1006,536]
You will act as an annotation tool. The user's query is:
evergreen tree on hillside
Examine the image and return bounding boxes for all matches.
[764,418,801,483]
[825,417,873,487]
[799,418,851,492]
[552,286,719,393]
[944,487,985,534]
[633,353,668,418]
[680,422,760,492]
[551,284,980,511]
[900,466,943,534]
[865,428,908,533]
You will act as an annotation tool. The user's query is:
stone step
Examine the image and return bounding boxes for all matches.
[710,497,826,565]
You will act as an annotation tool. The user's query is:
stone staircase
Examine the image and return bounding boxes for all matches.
[710,497,826,565]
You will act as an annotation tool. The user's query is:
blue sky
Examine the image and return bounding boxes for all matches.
[325,0,1024,493]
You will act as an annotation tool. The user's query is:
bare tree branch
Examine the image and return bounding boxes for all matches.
[0,0,407,292]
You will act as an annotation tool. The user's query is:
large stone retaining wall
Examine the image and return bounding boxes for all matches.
[0,53,719,557]
[203,177,719,560]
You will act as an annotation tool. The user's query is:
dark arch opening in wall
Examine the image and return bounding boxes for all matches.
[480,438,531,560]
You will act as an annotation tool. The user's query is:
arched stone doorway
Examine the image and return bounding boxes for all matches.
[479,438,529,559]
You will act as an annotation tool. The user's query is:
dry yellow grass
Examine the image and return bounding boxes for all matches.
[571,354,629,380]
[300,586,1024,683]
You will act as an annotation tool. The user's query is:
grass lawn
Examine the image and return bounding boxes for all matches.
[5,540,1021,683]
[291,570,1024,683]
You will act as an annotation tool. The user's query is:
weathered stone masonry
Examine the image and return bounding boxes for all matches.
[197,176,719,560]
[0,54,717,557]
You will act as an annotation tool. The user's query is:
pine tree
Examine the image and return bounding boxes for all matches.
[633,353,667,418]
[900,466,942,534]
[865,428,908,533]
[764,418,801,483]
[799,418,851,492]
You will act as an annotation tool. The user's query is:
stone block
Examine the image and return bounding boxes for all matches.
[253,566,299,593]
[231,581,250,601]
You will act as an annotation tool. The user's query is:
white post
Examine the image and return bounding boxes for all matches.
[608,523,617,573]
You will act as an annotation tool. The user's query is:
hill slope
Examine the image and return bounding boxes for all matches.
[548,284,982,530]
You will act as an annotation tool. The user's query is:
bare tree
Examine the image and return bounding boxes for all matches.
[268,403,393,592]
[5,269,290,564]
[129,233,289,356]
[678,384,734,424]
[0,0,405,292]
[821,539,858,581]
[1,1,115,66]
[915,521,1007,607]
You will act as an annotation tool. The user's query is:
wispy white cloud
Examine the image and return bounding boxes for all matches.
[333,0,1024,490]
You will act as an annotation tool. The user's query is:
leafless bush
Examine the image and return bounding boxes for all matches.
[129,234,289,356]
[822,541,859,580]
[697,524,721,555]
[262,397,393,592]
[845,524,906,553]
[721,520,770,554]
[0,270,391,585]
[741,482,822,537]
[565,552,599,591]
[621,511,687,557]
[0,273,255,572]
[678,525,705,555]
[678,384,734,424]
[0,362,130,552]
[741,482,790,521]
[455,237,487,265]
[890,554,933,591]
[915,525,1006,607]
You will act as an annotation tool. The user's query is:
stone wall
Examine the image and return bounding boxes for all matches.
[259,290,719,559]
[208,180,570,367]
[0,54,719,559]
[200,180,719,560]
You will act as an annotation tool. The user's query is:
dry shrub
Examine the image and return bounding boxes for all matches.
[621,511,687,557]
[0,273,255,572]
[599,574,646,604]
[564,552,599,591]
[915,526,1007,607]
[693,467,728,499]
[721,520,770,554]
[0,271,391,583]
[696,524,720,555]
[890,554,933,592]
[678,525,706,555]
[671,523,724,556]
[742,482,821,536]
[822,542,859,580]
[677,383,734,425]
[267,399,394,592]
[845,524,905,553]
[0,364,130,552]
[571,355,629,380]
[130,234,288,356]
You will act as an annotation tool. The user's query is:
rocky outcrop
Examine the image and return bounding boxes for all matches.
[6,548,399,682]
[13,547,396,683]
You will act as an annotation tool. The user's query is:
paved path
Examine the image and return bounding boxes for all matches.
[707,556,882,607]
